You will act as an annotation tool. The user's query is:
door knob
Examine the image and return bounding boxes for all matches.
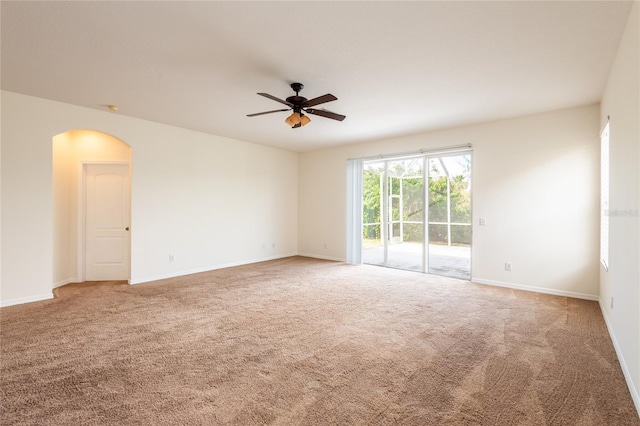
[125,227,130,231]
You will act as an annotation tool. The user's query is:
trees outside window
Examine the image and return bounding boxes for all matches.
[363,155,471,247]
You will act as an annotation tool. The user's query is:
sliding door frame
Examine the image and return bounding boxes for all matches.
[352,145,473,278]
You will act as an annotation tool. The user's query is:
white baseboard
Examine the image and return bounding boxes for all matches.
[471,277,599,301]
[598,300,640,417]
[297,252,346,262]
[1,292,54,308]
[129,253,298,285]
[53,278,79,289]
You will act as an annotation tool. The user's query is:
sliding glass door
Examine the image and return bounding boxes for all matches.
[427,153,471,279]
[362,161,385,266]
[361,151,471,279]
[362,157,424,273]
[386,158,424,271]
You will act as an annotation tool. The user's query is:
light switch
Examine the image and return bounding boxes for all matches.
[479,217,486,226]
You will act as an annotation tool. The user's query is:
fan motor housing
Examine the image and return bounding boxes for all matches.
[286,95,307,106]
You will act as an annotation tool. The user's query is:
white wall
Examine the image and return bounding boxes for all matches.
[600,2,639,413]
[52,130,131,287]
[1,91,298,306]
[299,104,601,299]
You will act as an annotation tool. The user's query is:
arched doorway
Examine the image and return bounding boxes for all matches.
[52,130,132,288]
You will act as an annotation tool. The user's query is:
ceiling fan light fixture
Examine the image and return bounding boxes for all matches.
[284,115,294,126]
[285,112,301,127]
[300,114,311,126]
[284,114,295,126]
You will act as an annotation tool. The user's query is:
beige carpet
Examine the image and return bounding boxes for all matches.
[1,256,638,425]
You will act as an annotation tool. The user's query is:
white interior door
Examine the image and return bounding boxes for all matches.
[85,163,131,281]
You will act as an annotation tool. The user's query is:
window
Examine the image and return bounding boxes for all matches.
[600,121,609,271]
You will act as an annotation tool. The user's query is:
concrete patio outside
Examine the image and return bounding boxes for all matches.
[362,242,470,280]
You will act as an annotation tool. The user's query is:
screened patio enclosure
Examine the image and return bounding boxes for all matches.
[361,152,472,280]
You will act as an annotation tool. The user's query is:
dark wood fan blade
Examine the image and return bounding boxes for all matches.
[305,108,346,121]
[257,93,293,107]
[303,94,337,108]
[247,108,290,117]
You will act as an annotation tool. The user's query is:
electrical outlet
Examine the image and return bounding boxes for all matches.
[479,217,486,226]
[169,254,174,262]
[610,297,614,309]
[272,242,276,249]
[324,243,327,250]
[505,262,512,271]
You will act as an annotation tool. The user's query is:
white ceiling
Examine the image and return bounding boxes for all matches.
[1,1,633,152]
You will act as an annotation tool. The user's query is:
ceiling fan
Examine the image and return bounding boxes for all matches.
[247,82,346,128]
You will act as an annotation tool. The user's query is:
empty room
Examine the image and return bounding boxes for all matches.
[1,1,638,424]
